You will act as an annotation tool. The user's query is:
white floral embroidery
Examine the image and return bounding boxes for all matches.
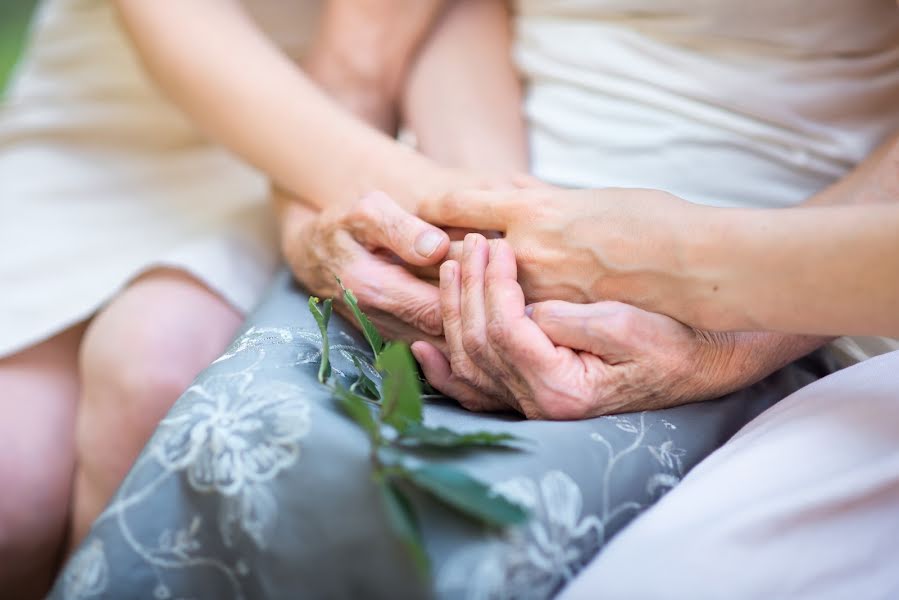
[649,440,686,474]
[153,374,311,496]
[218,482,278,549]
[213,326,373,378]
[646,473,681,497]
[63,539,108,599]
[439,471,603,600]
[156,516,202,559]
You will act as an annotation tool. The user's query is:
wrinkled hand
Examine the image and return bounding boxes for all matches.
[418,187,700,309]
[277,170,545,345]
[411,234,736,419]
[277,189,452,345]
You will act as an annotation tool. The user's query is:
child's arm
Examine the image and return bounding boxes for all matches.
[114,0,447,211]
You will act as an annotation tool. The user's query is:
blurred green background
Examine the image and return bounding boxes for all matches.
[1,0,39,95]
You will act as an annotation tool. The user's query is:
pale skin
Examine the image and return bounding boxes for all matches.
[413,132,899,418]
[306,1,865,421]
[0,1,525,596]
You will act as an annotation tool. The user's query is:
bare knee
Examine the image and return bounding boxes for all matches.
[77,269,241,476]
[78,319,210,475]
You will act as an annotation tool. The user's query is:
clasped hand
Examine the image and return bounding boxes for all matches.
[281,186,736,419]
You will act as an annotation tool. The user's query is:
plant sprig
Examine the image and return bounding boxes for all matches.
[310,280,530,574]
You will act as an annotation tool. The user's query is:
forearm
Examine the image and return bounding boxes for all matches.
[678,131,899,336]
[688,202,899,337]
[115,0,436,210]
[402,0,528,172]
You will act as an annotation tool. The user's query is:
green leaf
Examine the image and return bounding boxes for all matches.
[308,296,333,384]
[333,384,378,438]
[377,343,423,432]
[378,479,429,574]
[398,424,524,450]
[401,463,529,527]
[350,355,381,400]
[337,277,384,358]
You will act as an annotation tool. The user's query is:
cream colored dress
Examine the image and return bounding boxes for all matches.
[0,0,321,358]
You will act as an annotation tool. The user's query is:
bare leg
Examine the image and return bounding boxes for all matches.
[70,268,241,549]
[0,323,86,600]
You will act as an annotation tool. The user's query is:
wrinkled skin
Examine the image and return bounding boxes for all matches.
[411,235,737,419]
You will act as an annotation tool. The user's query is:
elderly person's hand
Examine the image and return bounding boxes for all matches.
[276,168,545,345]
[277,188,454,344]
[410,234,736,419]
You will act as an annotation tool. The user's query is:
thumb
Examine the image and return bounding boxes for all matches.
[345,191,449,266]
[526,301,634,363]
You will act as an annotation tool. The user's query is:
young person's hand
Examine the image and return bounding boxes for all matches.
[419,187,699,309]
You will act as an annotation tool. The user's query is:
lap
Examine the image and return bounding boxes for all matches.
[561,351,899,600]
[50,270,836,600]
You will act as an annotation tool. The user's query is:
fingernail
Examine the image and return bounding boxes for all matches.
[524,305,535,318]
[415,230,444,258]
[463,233,479,256]
[440,262,456,287]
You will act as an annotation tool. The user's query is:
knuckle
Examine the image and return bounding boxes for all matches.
[352,193,385,223]
[592,306,634,338]
[527,302,555,326]
[486,320,510,349]
[441,192,467,220]
[448,350,473,378]
[460,324,488,357]
[398,302,441,335]
[460,267,480,290]
[456,394,486,413]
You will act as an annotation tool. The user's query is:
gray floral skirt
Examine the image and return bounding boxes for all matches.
[51,271,835,600]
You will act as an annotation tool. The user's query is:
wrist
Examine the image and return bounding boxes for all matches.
[671,203,745,329]
[344,138,446,212]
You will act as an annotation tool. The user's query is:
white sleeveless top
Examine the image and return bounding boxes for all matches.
[516,0,899,207]
[0,0,896,361]
[514,0,899,360]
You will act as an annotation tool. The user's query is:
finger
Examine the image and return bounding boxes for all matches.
[440,260,508,398]
[511,173,551,190]
[341,250,445,336]
[345,306,446,351]
[459,234,493,364]
[345,191,450,266]
[446,237,504,264]
[418,190,521,231]
[482,240,587,418]
[526,300,638,363]
[411,342,510,412]
[483,240,559,365]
